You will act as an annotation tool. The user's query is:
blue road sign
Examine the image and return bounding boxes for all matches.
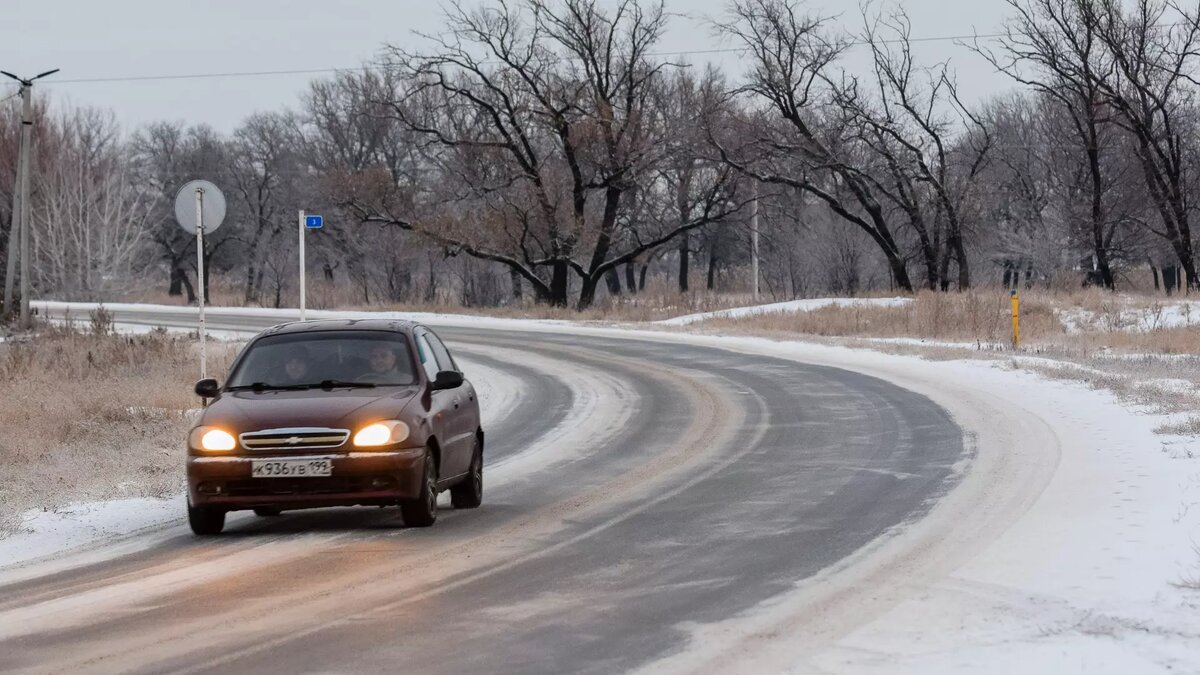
[305,215,323,229]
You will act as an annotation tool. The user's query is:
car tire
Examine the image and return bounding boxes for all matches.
[450,439,483,509]
[188,500,225,536]
[253,507,282,517]
[401,447,438,527]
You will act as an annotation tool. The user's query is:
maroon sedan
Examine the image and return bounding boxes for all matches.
[186,320,483,535]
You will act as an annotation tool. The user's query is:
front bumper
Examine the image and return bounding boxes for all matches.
[187,448,426,511]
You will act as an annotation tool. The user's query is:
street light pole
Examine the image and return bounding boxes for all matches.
[2,93,24,319]
[2,68,59,328]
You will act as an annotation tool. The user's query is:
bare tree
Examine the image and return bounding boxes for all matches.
[976,0,1126,289]
[838,8,991,290]
[1092,0,1200,287]
[229,111,302,304]
[33,108,152,297]
[712,0,915,291]
[129,121,235,302]
[347,0,741,308]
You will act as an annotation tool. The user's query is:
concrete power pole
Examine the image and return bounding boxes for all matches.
[1,69,59,328]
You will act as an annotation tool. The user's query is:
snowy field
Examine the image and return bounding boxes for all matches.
[9,299,1200,673]
[1059,300,1200,333]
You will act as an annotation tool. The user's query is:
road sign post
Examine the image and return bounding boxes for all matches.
[174,180,226,380]
[299,213,322,321]
[299,210,306,321]
[195,190,206,378]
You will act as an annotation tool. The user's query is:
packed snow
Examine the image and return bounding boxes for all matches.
[0,497,185,575]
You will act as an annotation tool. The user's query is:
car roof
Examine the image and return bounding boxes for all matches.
[257,318,421,338]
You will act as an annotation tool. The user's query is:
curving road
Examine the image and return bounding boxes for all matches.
[0,306,964,674]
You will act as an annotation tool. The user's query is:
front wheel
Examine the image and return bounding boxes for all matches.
[401,447,438,527]
[188,500,225,535]
[450,440,483,509]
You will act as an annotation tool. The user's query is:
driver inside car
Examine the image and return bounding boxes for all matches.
[360,343,406,383]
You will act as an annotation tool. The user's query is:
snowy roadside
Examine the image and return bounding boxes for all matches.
[16,300,1200,672]
[0,334,523,574]
[653,296,912,326]
[632,334,1200,674]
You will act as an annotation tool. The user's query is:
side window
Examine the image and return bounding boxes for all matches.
[414,333,439,381]
[425,332,458,373]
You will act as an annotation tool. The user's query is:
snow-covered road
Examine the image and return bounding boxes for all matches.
[3,301,1198,673]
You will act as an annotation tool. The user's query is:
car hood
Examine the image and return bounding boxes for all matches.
[200,386,422,433]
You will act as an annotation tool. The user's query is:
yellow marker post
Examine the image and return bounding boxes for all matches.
[1010,290,1020,349]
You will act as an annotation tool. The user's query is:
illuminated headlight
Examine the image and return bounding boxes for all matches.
[353,421,410,448]
[190,426,236,452]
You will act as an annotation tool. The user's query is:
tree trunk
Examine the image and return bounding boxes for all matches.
[952,232,970,290]
[179,269,196,304]
[510,267,522,301]
[550,260,570,307]
[707,248,718,291]
[1085,138,1115,290]
[169,264,184,297]
[624,261,637,295]
[678,231,690,293]
[577,275,600,310]
[1151,264,1160,292]
[604,268,622,295]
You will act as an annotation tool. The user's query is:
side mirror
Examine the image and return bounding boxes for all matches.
[194,378,220,399]
[430,370,464,391]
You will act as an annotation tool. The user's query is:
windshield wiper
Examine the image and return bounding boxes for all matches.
[226,381,310,392]
[307,379,377,389]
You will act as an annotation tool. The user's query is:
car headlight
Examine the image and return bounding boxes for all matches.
[353,421,410,448]
[190,426,237,452]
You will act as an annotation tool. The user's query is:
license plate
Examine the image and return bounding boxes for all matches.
[251,458,332,478]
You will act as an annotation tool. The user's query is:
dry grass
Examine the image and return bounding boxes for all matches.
[0,320,237,534]
[698,289,1063,342]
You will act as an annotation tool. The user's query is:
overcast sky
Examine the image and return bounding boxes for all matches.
[3,0,1023,133]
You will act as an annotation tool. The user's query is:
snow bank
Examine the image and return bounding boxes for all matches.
[655,297,912,326]
[34,300,575,330]
[1059,301,1200,333]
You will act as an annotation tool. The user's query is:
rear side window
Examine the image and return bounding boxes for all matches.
[425,331,458,373]
[414,333,440,381]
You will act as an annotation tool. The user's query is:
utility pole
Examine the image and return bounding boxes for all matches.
[2,68,59,328]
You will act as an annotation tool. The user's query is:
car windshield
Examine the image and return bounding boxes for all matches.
[227,331,417,389]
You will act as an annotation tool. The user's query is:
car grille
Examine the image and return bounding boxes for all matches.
[239,428,350,451]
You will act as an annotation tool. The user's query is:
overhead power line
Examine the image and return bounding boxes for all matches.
[44,31,1011,86]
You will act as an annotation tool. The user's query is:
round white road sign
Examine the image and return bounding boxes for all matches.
[174,180,227,234]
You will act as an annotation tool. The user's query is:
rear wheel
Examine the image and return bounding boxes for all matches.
[253,507,282,517]
[401,447,438,527]
[450,439,483,509]
[188,500,225,536]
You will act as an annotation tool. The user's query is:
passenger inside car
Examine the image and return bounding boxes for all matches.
[279,348,311,384]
